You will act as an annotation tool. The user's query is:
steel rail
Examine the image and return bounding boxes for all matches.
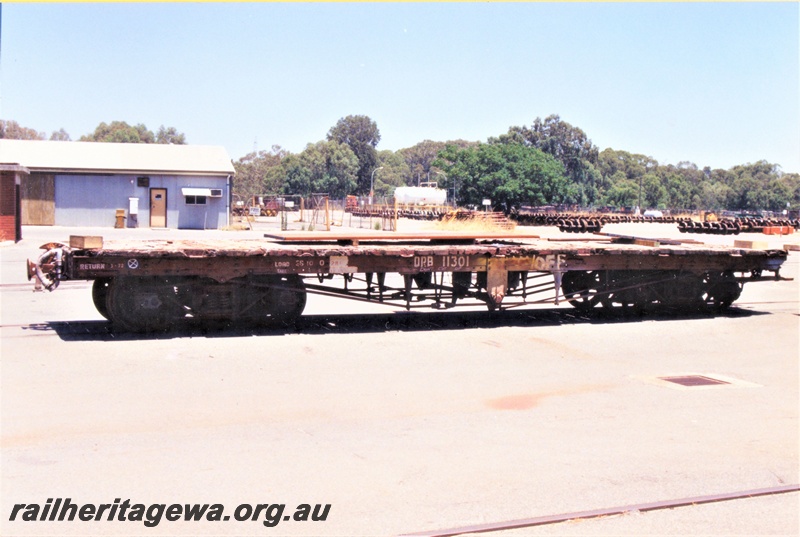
[398,484,800,537]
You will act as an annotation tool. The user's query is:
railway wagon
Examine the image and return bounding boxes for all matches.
[27,231,788,332]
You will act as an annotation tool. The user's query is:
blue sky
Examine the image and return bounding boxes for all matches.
[1,2,798,172]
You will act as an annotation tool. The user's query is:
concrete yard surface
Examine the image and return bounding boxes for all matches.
[1,223,798,536]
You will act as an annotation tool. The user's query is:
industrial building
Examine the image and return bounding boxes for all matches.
[0,139,235,230]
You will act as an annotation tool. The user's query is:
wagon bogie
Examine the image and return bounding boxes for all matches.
[86,274,308,332]
[559,269,745,314]
[102,276,185,333]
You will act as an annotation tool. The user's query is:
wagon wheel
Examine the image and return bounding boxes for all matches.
[240,275,307,325]
[266,275,307,322]
[91,278,112,320]
[561,271,607,311]
[601,271,649,312]
[700,271,742,312]
[106,276,186,333]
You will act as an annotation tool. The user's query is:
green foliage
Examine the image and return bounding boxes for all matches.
[1,120,69,142]
[326,115,380,195]
[232,146,290,201]
[594,151,799,212]
[8,115,799,213]
[80,121,154,143]
[397,140,446,187]
[398,139,477,188]
[49,128,71,141]
[1,120,45,140]
[602,178,640,208]
[494,115,600,205]
[433,142,569,212]
[155,125,186,145]
[282,140,358,198]
[79,121,186,145]
[374,150,410,197]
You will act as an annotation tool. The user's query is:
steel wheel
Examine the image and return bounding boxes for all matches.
[265,275,307,321]
[561,271,606,311]
[237,275,307,325]
[91,278,112,320]
[106,276,186,333]
[700,271,742,312]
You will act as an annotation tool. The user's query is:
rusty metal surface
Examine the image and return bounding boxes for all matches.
[80,236,786,259]
[263,230,543,242]
[62,236,788,283]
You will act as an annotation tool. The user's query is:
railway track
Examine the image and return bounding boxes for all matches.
[399,485,800,537]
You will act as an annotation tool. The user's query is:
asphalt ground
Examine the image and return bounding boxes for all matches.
[1,220,798,536]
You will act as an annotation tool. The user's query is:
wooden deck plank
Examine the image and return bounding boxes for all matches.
[262,231,542,242]
[86,236,783,261]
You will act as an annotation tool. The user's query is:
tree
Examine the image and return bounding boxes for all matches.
[433,142,569,212]
[598,148,658,182]
[726,161,781,211]
[602,177,640,208]
[778,173,800,212]
[79,121,186,144]
[662,171,696,210]
[641,173,668,209]
[79,121,153,143]
[0,120,45,140]
[697,182,733,211]
[494,115,600,204]
[326,115,380,195]
[374,150,410,198]
[232,146,290,201]
[398,140,446,186]
[282,141,358,199]
[155,125,186,145]
[398,139,477,187]
[49,128,71,141]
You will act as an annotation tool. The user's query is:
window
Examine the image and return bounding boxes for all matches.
[185,195,207,205]
[137,176,150,187]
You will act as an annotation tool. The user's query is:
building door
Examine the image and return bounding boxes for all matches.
[21,173,55,225]
[150,188,167,227]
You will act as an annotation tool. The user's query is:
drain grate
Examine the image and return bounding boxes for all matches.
[636,373,760,390]
[658,375,731,387]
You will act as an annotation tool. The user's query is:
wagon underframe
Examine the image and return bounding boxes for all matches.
[28,232,789,332]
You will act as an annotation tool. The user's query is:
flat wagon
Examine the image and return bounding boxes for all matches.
[27,231,788,332]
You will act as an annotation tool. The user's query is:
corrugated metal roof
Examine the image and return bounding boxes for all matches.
[0,139,235,176]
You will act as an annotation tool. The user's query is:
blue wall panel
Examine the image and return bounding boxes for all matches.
[54,174,228,229]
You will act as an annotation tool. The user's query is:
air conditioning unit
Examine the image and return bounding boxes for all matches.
[209,189,223,198]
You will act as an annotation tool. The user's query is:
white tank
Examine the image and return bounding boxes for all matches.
[394,186,447,205]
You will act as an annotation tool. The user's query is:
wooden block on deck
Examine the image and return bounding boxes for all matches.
[733,239,769,250]
[69,235,103,249]
[783,243,800,251]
